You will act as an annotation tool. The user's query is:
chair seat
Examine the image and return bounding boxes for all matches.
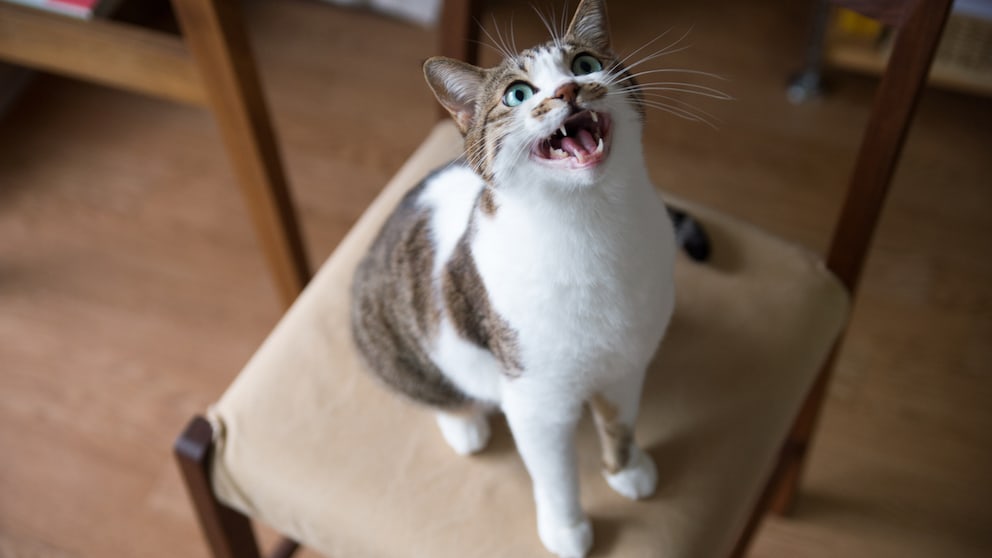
[206,121,849,558]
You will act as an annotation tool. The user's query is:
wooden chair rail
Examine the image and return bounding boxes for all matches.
[0,2,207,106]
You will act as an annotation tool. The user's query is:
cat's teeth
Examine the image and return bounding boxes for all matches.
[590,111,599,123]
[551,147,569,159]
[596,137,604,153]
[559,125,568,137]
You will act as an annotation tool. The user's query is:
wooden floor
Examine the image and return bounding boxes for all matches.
[1,0,989,556]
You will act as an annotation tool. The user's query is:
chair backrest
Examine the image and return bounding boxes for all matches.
[825,0,954,294]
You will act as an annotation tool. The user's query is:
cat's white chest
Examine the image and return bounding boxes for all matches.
[473,183,675,386]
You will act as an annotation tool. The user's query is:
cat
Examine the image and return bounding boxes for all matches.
[351,1,706,555]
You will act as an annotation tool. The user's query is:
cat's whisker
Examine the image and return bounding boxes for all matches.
[494,127,531,180]
[491,121,532,180]
[633,99,719,129]
[508,13,519,55]
[618,69,730,89]
[532,3,563,49]
[621,33,692,71]
[462,135,489,168]
[611,81,732,101]
[622,68,728,82]
[636,93,722,125]
[492,14,516,62]
[464,141,489,170]
[469,39,513,60]
[613,29,676,69]
[476,16,515,61]
[637,102,710,126]
[602,46,694,89]
[613,88,731,102]
[558,1,570,41]
[604,29,693,84]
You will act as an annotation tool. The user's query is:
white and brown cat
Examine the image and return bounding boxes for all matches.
[352,1,688,556]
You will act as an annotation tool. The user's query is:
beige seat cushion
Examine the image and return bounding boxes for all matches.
[207,121,848,558]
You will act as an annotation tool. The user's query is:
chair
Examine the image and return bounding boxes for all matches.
[0,0,310,307]
[173,0,953,556]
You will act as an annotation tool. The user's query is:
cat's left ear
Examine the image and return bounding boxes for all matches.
[424,57,487,135]
[565,0,611,52]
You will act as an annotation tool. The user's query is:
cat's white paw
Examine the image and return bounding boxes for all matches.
[435,411,491,455]
[605,446,657,500]
[538,515,593,558]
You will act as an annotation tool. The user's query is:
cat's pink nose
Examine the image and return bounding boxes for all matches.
[554,82,580,104]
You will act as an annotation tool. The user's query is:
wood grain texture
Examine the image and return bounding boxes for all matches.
[0,1,989,557]
[0,1,206,106]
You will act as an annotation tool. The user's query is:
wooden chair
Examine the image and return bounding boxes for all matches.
[0,0,309,307]
[173,0,953,556]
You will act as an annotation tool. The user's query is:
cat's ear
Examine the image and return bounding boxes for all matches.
[424,57,487,135]
[565,0,611,52]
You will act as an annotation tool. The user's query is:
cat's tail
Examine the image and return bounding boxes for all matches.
[666,206,711,263]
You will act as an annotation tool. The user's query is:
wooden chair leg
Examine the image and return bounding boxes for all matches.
[767,350,838,515]
[725,350,841,555]
[729,437,797,558]
[175,416,263,558]
[171,0,310,308]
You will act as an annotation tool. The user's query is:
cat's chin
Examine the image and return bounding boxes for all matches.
[530,109,612,172]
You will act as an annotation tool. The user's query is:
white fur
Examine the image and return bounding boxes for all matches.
[435,409,491,456]
[605,445,658,500]
[418,46,675,558]
[418,165,484,276]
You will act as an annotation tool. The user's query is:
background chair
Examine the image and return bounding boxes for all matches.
[174,0,953,556]
[0,0,310,307]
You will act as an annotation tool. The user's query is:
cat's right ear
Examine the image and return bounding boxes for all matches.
[424,57,486,135]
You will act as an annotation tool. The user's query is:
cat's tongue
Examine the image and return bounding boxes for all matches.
[560,129,599,161]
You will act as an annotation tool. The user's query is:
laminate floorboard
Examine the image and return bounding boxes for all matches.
[0,1,989,556]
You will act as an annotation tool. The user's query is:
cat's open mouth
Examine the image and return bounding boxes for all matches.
[532,109,611,169]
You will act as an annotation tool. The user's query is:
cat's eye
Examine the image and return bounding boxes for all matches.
[503,82,535,107]
[571,54,603,76]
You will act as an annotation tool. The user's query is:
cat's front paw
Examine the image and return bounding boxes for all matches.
[435,411,491,455]
[538,515,592,558]
[604,446,657,500]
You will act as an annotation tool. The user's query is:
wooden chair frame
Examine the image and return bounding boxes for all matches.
[172,0,953,556]
[0,0,310,307]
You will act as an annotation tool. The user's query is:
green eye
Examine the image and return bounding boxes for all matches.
[572,54,603,76]
[503,82,534,107]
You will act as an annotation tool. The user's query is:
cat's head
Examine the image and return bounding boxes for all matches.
[424,0,642,190]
